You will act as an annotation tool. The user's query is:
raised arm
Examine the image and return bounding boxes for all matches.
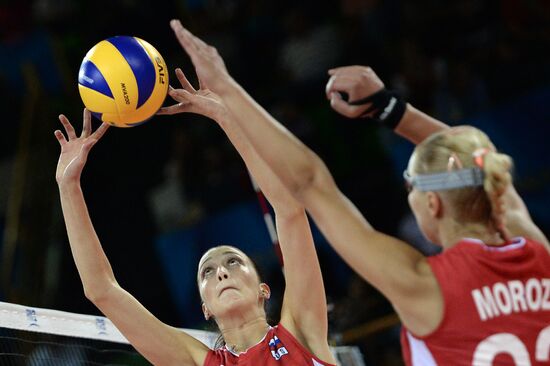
[55,110,209,366]
[168,20,442,335]
[158,70,335,363]
[325,65,449,144]
[326,65,548,247]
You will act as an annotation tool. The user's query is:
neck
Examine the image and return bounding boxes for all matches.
[439,219,504,249]
[218,314,270,354]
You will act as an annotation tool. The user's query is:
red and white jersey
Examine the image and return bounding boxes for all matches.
[401,237,550,365]
[203,323,335,366]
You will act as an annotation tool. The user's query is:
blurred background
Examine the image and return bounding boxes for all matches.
[0,0,549,365]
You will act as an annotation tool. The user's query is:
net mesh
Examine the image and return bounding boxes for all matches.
[0,328,150,365]
[0,301,216,366]
[0,301,365,366]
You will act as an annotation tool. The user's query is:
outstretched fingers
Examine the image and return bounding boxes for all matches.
[157,88,195,115]
[175,68,195,91]
[59,114,77,140]
[170,19,213,67]
[82,108,92,137]
[157,99,183,115]
[170,20,200,58]
[172,20,209,50]
[169,87,194,101]
[54,129,67,146]
[91,122,109,141]
[80,139,97,156]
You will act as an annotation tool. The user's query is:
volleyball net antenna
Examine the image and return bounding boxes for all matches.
[246,175,368,365]
[247,172,284,269]
[0,301,216,366]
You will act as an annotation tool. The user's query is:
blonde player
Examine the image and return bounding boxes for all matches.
[168,19,550,365]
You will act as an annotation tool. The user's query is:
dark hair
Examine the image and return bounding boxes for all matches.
[198,246,270,350]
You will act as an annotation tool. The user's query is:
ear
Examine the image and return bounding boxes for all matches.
[202,303,211,320]
[259,283,271,300]
[426,191,443,218]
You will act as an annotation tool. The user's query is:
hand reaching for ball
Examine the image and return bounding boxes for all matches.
[55,109,109,185]
[157,68,229,122]
[169,19,234,94]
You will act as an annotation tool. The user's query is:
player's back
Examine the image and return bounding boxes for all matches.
[401,237,550,365]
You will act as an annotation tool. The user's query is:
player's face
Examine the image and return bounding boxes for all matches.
[197,246,263,318]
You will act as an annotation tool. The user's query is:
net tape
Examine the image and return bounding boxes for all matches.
[0,301,217,347]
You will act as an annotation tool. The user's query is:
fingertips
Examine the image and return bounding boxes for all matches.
[98,122,110,133]
[93,122,109,140]
[176,70,186,83]
[156,107,169,115]
[168,88,189,98]
[170,19,181,30]
[54,130,66,143]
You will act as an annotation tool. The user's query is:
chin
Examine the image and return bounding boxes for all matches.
[218,296,254,316]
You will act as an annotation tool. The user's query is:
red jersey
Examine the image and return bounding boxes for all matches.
[401,237,550,365]
[203,323,335,366]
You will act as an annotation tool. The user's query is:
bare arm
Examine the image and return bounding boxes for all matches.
[504,185,549,247]
[158,70,335,363]
[55,110,209,366]
[325,65,449,144]
[168,20,441,335]
[327,65,548,247]
[394,105,449,144]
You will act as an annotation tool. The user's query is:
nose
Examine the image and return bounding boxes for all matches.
[217,266,229,282]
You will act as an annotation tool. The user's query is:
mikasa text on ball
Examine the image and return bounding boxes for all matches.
[78,36,169,127]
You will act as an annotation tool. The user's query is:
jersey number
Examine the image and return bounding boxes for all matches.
[472,325,550,365]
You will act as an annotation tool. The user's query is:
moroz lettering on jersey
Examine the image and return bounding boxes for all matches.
[203,323,335,366]
[401,237,550,365]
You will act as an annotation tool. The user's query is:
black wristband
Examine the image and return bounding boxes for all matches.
[348,89,406,129]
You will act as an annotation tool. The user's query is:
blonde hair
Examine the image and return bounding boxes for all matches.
[412,126,513,240]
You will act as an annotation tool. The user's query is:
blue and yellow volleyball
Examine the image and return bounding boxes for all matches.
[78,36,169,127]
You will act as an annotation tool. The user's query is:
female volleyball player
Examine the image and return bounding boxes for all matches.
[168,19,550,365]
[54,112,336,364]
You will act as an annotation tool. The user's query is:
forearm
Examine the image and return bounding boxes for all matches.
[394,104,450,145]
[217,79,321,200]
[58,182,117,300]
[214,107,303,214]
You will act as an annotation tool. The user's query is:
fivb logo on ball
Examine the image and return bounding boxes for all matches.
[78,36,169,127]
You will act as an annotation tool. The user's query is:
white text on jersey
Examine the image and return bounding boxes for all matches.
[472,278,550,321]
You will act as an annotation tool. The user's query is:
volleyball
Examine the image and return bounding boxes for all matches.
[78,36,169,127]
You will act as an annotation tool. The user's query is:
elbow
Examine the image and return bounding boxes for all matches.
[83,281,117,304]
[291,152,335,203]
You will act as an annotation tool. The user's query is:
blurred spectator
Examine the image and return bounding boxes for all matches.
[2,2,549,365]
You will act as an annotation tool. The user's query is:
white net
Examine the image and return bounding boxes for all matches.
[0,301,216,365]
[0,301,365,366]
